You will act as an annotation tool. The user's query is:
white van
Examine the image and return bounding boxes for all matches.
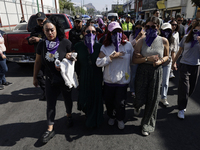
[107,13,119,21]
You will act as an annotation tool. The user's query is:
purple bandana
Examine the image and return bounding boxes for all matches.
[133,28,142,39]
[145,28,158,47]
[191,31,200,48]
[161,30,172,39]
[111,32,122,52]
[45,37,60,54]
[85,33,96,54]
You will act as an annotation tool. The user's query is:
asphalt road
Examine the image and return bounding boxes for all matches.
[0,62,200,150]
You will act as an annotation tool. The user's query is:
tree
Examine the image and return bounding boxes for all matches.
[191,0,200,7]
[59,0,75,14]
[87,8,94,15]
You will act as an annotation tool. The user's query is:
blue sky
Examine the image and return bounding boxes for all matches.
[71,0,125,11]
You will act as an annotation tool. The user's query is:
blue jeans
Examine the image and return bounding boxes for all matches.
[129,64,138,93]
[0,52,8,84]
[161,63,171,100]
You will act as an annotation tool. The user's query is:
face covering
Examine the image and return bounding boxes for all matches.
[191,31,200,48]
[45,37,60,54]
[84,33,96,54]
[133,28,142,39]
[161,30,172,39]
[145,28,158,47]
[111,32,122,52]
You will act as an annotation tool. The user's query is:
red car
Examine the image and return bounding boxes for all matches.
[4,14,73,64]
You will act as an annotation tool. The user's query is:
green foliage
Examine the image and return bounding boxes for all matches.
[191,0,200,7]
[87,8,94,15]
[59,0,75,13]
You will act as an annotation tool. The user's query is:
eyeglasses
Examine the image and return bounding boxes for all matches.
[171,24,177,26]
[86,30,96,34]
[193,29,200,33]
[145,25,156,29]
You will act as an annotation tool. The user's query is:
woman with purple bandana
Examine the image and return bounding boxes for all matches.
[33,16,73,143]
[160,23,176,106]
[132,16,169,136]
[129,20,145,97]
[172,21,200,120]
[96,22,134,130]
[74,25,104,128]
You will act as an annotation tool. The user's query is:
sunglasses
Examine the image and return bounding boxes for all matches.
[171,24,177,26]
[193,29,200,33]
[135,27,142,30]
[145,25,156,29]
[86,30,96,34]
[178,20,183,22]
[112,29,122,34]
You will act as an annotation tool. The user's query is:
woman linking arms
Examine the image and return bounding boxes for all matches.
[96,22,134,130]
[33,16,73,143]
[132,16,169,136]
[172,21,200,119]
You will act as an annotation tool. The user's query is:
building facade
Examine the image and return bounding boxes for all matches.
[0,0,59,30]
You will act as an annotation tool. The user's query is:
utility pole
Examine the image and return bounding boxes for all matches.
[36,0,39,12]
[136,0,139,21]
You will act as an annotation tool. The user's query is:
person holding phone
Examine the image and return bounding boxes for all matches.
[132,16,169,136]
[74,25,104,128]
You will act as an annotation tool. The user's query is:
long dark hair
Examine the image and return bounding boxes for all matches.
[185,21,200,43]
[169,19,180,32]
[145,16,160,27]
[43,15,65,41]
[186,18,200,34]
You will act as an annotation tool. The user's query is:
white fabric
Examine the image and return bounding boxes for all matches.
[0,33,6,53]
[173,31,179,53]
[96,42,134,84]
[55,54,79,88]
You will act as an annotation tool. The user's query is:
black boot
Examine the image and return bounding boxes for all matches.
[40,129,55,144]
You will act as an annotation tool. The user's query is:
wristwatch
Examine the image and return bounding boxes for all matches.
[145,57,148,62]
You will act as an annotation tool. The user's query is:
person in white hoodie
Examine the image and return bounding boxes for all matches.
[96,22,134,130]
[0,32,11,90]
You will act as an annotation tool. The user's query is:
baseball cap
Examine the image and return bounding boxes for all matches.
[108,21,122,32]
[125,14,131,18]
[74,15,82,21]
[161,23,172,30]
[36,12,46,20]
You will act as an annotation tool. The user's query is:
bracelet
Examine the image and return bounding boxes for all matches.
[160,58,164,64]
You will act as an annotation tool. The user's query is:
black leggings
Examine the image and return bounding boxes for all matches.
[45,78,72,125]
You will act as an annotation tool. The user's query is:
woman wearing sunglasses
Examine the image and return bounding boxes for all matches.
[96,22,134,129]
[132,16,169,136]
[129,20,145,97]
[160,23,176,106]
[74,25,104,128]
[172,21,200,119]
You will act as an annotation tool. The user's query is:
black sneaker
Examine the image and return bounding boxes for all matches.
[40,130,55,144]
[66,116,73,128]
[2,82,12,86]
[0,85,4,90]
[39,93,46,101]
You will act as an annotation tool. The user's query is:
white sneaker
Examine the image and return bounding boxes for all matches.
[178,110,185,119]
[142,130,149,136]
[117,120,125,129]
[108,118,115,126]
[134,107,141,116]
[161,99,169,106]
[169,72,175,79]
[184,109,186,112]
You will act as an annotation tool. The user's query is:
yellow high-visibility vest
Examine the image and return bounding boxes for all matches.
[122,22,133,32]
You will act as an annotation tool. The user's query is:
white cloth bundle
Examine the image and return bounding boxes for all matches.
[55,53,79,88]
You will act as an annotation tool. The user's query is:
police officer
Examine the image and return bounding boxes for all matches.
[121,14,133,38]
[27,12,47,100]
[69,15,83,50]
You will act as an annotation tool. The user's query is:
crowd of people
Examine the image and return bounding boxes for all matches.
[1,10,199,144]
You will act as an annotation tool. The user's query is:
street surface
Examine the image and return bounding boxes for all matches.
[0,62,200,150]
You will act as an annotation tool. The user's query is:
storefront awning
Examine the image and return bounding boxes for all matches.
[157,0,166,9]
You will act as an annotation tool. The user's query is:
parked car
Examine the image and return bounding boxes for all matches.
[4,14,73,64]
[13,22,28,32]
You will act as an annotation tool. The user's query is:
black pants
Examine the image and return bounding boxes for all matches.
[37,65,45,93]
[45,78,72,125]
[178,63,200,110]
[104,84,127,121]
